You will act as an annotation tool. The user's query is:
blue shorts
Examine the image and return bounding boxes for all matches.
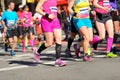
[73,18,92,31]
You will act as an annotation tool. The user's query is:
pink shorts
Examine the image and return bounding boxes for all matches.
[41,17,61,32]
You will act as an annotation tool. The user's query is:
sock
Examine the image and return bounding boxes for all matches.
[67,38,74,49]
[37,43,47,53]
[18,38,21,45]
[90,36,99,45]
[106,38,113,52]
[25,37,28,47]
[55,43,62,59]
[113,33,119,43]
[22,40,25,47]
[30,39,34,47]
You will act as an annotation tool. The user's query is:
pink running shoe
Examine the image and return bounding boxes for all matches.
[34,49,40,62]
[83,55,92,61]
[73,44,81,58]
[55,58,67,67]
[22,47,26,52]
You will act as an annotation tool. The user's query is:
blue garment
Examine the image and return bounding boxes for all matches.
[0,16,3,29]
[73,18,92,31]
[2,10,18,30]
[110,0,117,9]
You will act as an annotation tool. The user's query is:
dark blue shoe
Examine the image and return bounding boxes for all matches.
[10,50,15,56]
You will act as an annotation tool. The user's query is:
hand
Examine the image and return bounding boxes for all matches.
[48,14,56,20]
[114,9,119,15]
[103,7,110,13]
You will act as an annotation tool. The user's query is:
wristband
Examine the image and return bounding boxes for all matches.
[45,13,49,18]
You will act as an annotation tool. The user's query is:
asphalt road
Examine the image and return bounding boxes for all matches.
[0,41,120,80]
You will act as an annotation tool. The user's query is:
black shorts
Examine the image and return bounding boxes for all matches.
[96,12,112,24]
[17,27,23,36]
[23,27,35,36]
[0,28,4,33]
[70,18,77,33]
[110,11,120,21]
[6,28,18,38]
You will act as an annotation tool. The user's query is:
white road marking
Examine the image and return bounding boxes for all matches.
[0,65,29,72]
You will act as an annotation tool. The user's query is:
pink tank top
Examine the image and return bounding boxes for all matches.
[21,12,32,27]
[96,0,111,14]
[42,0,57,16]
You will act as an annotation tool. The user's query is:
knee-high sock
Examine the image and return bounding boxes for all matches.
[106,38,113,52]
[90,36,99,45]
[55,43,62,59]
[30,39,34,47]
[67,38,74,49]
[22,40,25,48]
[113,33,119,43]
[37,43,47,54]
[25,37,28,47]
[18,38,21,45]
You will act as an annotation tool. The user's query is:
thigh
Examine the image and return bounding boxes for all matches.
[44,32,54,46]
[96,21,106,39]
[105,19,114,38]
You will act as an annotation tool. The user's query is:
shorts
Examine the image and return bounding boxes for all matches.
[73,18,92,31]
[6,28,18,38]
[23,27,35,36]
[17,27,23,36]
[96,12,112,24]
[0,28,4,33]
[110,11,120,21]
[41,17,61,32]
[70,18,77,33]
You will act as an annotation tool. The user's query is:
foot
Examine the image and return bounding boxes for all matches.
[22,47,26,52]
[65,48,73,57]
[83,55,92,61]
[10,50,15,56]
[55,58,67,67]
[106,52,118,58]
[34,49,40,62]
[73,44,81,58]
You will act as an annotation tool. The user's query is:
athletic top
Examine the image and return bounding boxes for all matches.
[2,10,18,29]
[96,0,112,14]
[73,0,90,18]
[42,0,57,17]
[21,12,32,27]
[110,0,116,9]
[0,16,2,29]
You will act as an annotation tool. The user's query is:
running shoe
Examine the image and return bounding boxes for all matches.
[10,50,15,56]
[34,49,40,62]
[73,44,81,58]
[106,52,118,58]
[83,54,92,61]
[65,48,73,57]
[4,43,8,52]
[22,47,26,52]
[55,58,67,67]
[92,42,98,50]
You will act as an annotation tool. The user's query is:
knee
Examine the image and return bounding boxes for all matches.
[83,35,89,42]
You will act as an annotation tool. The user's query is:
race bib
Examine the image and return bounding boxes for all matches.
[79,7,89,18]
[103,0,110,6]
[50,7,58,12]
[7,20,15,28]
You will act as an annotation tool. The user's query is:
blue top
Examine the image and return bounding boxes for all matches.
[2,10,18,30]
[0,16,3,29]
